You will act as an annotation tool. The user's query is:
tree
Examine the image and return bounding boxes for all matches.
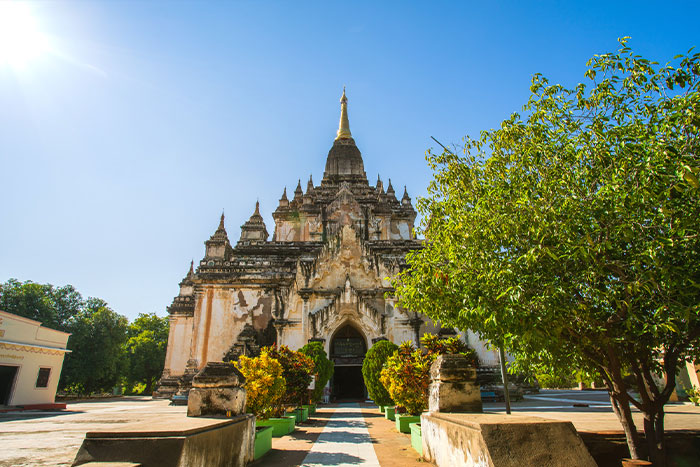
[395,40,700,464]
[61,298,129,394]
[125,313,169,394]
[0,279,82,331]
[362,340,398,406]
[299,341,334,404]
[266,346,313,407]
[235,350,286,419]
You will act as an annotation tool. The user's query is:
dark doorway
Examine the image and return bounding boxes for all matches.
[0,365,18,406]
[333,366,365,399]
[330,324,367,400]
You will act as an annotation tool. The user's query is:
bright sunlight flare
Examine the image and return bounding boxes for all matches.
[0,1,49,69]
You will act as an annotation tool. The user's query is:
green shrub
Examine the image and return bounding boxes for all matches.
[379,333,477,415]
[535,372,577,389]
[265,345,313,407]
[299,341,334,404]
[380,342,431,415]
[684,386,700,406]
[235,350,286,419]
[362,340,398,406]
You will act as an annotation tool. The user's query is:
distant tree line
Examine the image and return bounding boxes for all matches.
[0,278,169,395]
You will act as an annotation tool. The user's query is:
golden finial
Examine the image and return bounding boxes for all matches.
[336,87,352,140]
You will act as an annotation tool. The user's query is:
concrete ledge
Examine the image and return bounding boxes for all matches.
[421,412,596,467]
[72,414,254,467]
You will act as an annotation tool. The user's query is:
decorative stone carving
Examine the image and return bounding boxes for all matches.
[429,354,482,413]
[187,362,247,417]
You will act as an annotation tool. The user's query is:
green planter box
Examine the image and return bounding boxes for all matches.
[396,414,421,433]
[291,407,308,423]
[303,404,316,415]
[254,426,273,460]
[379,405,386,413]
[409,422,422,455]
[257,417,295,437]
[384,406,396,421]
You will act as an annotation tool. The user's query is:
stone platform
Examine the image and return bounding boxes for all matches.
[421,412,596,467]
[72,413,254,467]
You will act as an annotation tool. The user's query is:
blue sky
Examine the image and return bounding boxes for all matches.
[1,0,698,321]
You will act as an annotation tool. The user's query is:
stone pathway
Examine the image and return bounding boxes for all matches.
[301,403,380,466]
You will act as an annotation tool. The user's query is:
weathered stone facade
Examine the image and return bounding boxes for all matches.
[157,91,466,399]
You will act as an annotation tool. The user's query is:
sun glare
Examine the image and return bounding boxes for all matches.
[0,1,49,69]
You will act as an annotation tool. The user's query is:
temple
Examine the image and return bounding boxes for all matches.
[156,90,496,400]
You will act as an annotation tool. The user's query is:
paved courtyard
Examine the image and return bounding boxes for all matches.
[0,391,698,466]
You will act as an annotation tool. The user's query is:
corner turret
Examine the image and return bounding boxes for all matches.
[239,201,269,245]
[205,212,231,259]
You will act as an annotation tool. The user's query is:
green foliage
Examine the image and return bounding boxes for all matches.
[235,350,286,419]
[394,40,700,462]
[266,345,313,406]
[362,340,398,406]
[61,298,129,394]
[379,334,476,415]
[535,372,577,389]
[684,386,700,406]
[0,279,174,396]
[0,278,82,331]
[299,341,334,404]
[125,313,169,394]
[380,342,431,415]
[422,333,479,366]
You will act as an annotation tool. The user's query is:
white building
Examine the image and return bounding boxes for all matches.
[0,310,71,407]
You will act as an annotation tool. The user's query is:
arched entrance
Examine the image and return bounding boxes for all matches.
[330,323,367,400]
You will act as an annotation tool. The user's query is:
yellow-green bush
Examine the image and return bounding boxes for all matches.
[235,350,286,419]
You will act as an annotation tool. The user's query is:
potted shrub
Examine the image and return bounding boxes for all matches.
[267,345,314,421]
[380,334,477,433]
[234,350,293,438]
[381,342,430,432]
[299,341,335,414]
[362,340,398,412]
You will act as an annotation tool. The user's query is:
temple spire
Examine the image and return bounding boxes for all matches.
[335,87,352,140]
[218,211,225,230]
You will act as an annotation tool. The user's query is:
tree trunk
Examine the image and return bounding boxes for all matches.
[643,407,666,467]
[603,349,642,460]
[145,377,154,395]
[609,391,641,459]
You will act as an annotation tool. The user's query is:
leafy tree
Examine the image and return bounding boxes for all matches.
[0,279,82,331]
[61,299,129,394]
[362,340,398,406]
[395,40,700,464]
[125,313,169,394]
[266,345,313,407]
[299,341,334,404]
[235,350,286,419]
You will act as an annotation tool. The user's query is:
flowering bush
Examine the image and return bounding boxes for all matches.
[265,345,314,407]
[380,333,477,415]
[380,342,431,415]
[234,350,286,419]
